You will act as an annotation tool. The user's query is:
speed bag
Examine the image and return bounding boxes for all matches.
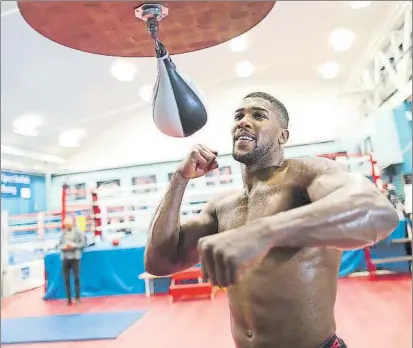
[152,53,208,138]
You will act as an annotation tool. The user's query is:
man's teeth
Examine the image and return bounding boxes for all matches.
[238,135,254,141]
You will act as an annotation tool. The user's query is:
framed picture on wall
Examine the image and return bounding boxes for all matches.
[205,169,220,186]
[96,179,120,198]
[70,183,86,200]
[132,175,157,193]
[219,166,233,184]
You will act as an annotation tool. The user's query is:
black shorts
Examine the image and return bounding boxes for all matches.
[320,334,347,348]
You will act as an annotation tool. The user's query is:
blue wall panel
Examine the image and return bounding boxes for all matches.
[1,171,47,215]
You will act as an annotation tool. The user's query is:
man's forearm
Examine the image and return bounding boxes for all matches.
[257,187,400,250]
[144,171,189,274]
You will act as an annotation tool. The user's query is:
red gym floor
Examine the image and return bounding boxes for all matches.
[2,275,412,348]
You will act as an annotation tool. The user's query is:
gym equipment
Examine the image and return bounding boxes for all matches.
[17,2,276,137]
[136,4,208,137]
[17,2,275,57]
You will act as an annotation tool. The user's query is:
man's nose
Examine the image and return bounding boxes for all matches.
[237,119,253,129]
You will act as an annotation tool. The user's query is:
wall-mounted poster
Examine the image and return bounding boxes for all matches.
[68,183,86,201]
[132,175,157,193]
[96,179,120,198]
[219,166,233,184]
[205,166,233,186]
[205,169,219,186]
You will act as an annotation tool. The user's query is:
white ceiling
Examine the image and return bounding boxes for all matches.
[0,1,402,173]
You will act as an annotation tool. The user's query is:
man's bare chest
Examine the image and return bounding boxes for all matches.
[216,184,310,232]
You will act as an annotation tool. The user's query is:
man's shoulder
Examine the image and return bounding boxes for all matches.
[285,157,348,188]
[289,156,348,175]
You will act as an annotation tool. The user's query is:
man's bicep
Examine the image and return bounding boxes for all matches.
[179,202,218,251]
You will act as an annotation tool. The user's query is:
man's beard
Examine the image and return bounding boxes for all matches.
[232,143,271,166]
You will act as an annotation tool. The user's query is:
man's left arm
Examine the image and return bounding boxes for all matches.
[73,230,86,249]
[262,158,400,250]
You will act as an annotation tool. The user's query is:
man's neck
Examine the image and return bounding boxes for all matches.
[241,149,286,192]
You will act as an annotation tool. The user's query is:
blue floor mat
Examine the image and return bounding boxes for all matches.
[1,310,146,344]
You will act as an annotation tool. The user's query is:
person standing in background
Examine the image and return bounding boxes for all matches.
[58,216,85,305]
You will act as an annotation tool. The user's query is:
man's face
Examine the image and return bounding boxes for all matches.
[63,218,73,230]
[231,97,287,166]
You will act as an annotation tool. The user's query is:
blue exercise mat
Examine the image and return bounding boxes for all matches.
[1,310,146,344]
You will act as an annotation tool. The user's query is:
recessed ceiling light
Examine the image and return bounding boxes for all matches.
[235,61,255,78]
[110,59,138,82]
[348,1,371,9]
[58,129,86,148]
[139,84,155,103]
[12,113,44,136]
[329,28,355,52]
[229,34,249,52]
[318,62,339,80]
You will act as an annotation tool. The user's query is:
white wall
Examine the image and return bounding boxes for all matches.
[67,80,361,171]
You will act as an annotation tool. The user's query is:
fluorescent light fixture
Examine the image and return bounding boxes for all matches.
[110,59,137,82]
[348,1,371,9]
[318,61,339,80]
[139,84,154,103]
[12,113,44,136]
[235,61,255,78]
[229,34,249,52]
[329,28,355,52]
[58,129,86,148]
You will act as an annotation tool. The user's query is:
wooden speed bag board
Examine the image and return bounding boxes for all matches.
[17,1,276,57]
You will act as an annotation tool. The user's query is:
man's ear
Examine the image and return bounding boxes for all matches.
[279,129,289,145]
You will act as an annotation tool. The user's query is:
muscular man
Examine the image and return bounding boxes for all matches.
[145,92,399,348]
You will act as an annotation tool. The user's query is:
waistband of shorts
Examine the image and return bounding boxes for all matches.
[319,334,347,348]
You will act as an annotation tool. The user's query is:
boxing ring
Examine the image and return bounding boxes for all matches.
[1,203,91,297]
[2,153,411,300]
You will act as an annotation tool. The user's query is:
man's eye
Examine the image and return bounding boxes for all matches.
[235,114,243,120]
[254,113,265,119]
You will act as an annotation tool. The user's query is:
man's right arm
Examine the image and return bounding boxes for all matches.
[144,172,218,276]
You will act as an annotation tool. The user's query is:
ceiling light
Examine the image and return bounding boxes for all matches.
[348,1,371,9]
[58,129,86,148]
[318,61,339,80]
[110,59,138,82]
[229,34,249,52]
[329,28,355,52]
[139,84,155,103]
[235,61,255,78]
[12,113,44,136]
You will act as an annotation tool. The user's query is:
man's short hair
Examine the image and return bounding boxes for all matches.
[244,92,289,128]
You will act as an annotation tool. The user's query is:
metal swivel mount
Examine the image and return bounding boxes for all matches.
[135,3,169,42]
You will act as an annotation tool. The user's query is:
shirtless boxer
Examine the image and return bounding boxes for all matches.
[145,92,399,348]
